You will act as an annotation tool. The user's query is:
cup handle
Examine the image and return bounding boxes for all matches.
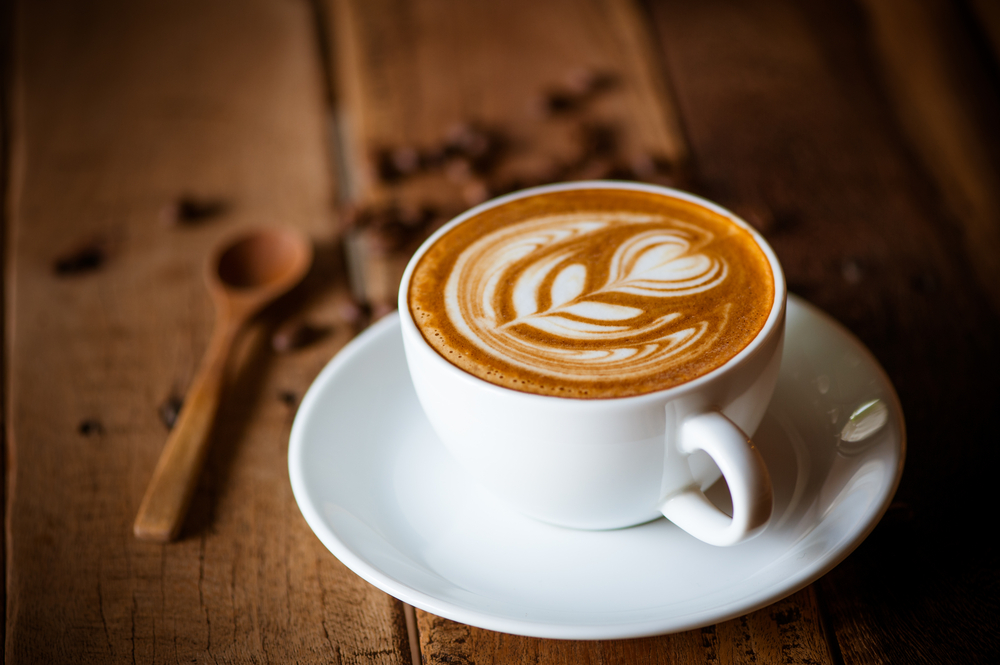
[658,412,772,546]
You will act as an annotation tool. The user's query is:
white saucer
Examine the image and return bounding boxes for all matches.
[289,295,905,640]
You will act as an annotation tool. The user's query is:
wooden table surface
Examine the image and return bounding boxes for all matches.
[4,0,999,662]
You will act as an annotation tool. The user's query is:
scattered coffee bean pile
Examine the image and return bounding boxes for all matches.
[271,319,332,353]
[345,69,684,275]
[340,201,443,254]
[375,121,506,188]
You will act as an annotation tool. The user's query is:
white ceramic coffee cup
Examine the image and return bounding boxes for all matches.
[399,182,786,546]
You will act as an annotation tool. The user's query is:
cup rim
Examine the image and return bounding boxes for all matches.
[398,180,787,404]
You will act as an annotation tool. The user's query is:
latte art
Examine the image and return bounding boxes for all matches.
[449,213,730,376]
[409,189,774,398]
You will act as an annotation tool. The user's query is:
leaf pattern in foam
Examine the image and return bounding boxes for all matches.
[504,227,723,341]
[550,263,587,307]
[441,211,742,380]
[602,230,727,297]
[511,250,571,319]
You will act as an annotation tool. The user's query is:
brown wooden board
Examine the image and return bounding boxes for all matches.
[647,0,1000,662]
[858,0,1000,317]
[323,0,689,314]
[418,587,833,664]
[5,0,407,662]
[322,0,837,662]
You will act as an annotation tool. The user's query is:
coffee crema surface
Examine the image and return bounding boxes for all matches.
[408,189,774,398]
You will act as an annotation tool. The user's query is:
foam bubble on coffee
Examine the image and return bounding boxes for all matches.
[408,189,774,398]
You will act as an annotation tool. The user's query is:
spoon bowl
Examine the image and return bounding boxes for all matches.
[215,228,311,291]
[134,227,313,542]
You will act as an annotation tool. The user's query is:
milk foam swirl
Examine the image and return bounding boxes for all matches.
[443,212,734,382]
[408,189,774,397]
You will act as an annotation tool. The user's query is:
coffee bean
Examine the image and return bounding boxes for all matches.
[614,153,683,187]
[376,148,404,182]
[336,298,370,327]
[538,69,621,117]
[277,390,298,407]
[390,146,421,175]
[344,204,400,232]
[545,89,580,115]
[420,144,447,169]
[158,395,184,431]
[564,68,619,97]
[54,242,106,276]
[366,224,408,253]
[78,419,104,436]
[462,180,491,206]
[444,122,488,156]
[444,156,474,183]
[181,197,226,222]
[579,122,618,158]
[605,163,637,181]
[160,196,228,226]
[628,153,658,180]
[397,202,436,229]
[444,122,504,174]
[272,320,330,353]
[573,158,616,181]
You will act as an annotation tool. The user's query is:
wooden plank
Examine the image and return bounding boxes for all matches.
[647,0,1000,662]
[330,0,686,204]
[417,587,833,664]
[857,0,1000,317]
[323,0,835,662]
[324,0,688,314]
[5,0,408,662]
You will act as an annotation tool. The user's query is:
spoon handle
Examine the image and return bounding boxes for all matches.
[134,320,237,542]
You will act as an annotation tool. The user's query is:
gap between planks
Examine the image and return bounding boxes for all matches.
[309,2,425,661]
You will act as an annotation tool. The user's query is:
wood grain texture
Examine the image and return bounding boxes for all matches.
[5,0,407,662]
[857,0,1000,317]
[647,0,1000,662]
[132,228,313,543]
[329,0,685,203]
[324,0,688,311]
[417,588,833,665]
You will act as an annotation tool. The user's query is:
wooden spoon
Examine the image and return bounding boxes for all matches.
[134,228,313,542]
